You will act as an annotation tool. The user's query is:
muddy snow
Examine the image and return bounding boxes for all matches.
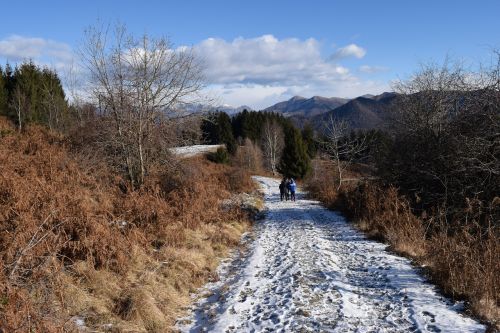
[177,176,485,333]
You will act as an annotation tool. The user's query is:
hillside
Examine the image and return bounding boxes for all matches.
[0,117,260,332]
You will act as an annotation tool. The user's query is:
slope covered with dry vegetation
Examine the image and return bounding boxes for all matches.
[0,117,260,332]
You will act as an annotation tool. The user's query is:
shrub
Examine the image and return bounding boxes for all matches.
[207,147,230,164]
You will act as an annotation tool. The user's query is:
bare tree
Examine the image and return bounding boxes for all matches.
[322,116,367,189]
[261,119,284,175]
[79,23,204,187]
[235,138,263,173]
[387,55,500,209]
[64,60,86,125]
[391,57,472,136]
[10,85,27,132]
[41,73,67,131]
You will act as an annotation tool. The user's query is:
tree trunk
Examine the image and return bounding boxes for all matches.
[138,135,145,186]
[337,160,343,190]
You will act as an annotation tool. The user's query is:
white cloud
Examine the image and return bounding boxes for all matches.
[0,35,73,70]
[0,34,389,109]
[359,65,389,73]
[205,79,390,110]
[206,84,288,109]
[331,43,367,59]
[195,35,350,86]
[195,35,387,109]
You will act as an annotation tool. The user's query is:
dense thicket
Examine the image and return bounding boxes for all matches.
[377,63,499,228]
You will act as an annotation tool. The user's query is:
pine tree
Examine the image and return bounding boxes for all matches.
[201,112,219,144]
[202,112,238,154]
[4,61,68,130]
[0,66,7,116]
[10,61,43,126]
[4,63,15,95]
[301,123,317,159]
[40,67,68,130]
[278,125,311,179]
[216,112,237,154]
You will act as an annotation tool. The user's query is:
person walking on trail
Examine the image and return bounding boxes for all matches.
[279,179,286,201]
[284,178,291,201]
[288,178,297,202]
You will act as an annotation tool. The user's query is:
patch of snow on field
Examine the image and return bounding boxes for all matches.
[177,176,485,333]
[170,144,224,158]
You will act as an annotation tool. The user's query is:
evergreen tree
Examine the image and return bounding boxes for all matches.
[3,61,68,130]
[4,63,15,95]
[278,125,311,179]
[201,112,218,143]
[201,112,237,154]
[13,61,43,125]
[301,123,317,159]
[232,109,250,139]
[0,66,7,116]
[232,110,289,143]
[217,112,237,154]
[40,67,67,130]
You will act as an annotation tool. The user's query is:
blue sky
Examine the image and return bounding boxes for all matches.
[1,0,499,108]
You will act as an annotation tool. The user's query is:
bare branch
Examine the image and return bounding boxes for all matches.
[78,23,205,187]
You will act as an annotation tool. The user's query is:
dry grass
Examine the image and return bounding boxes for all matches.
[0,117,258,332]
[305,158,499,329]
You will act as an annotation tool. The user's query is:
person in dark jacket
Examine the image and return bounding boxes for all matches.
[279,179,286,201]
[284,178,290,201]
[288,178,297,201]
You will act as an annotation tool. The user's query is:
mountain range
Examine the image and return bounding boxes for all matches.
[264,92,397,131]
[263,95,350,118]
[177,103,254,116]
[181,92,398,131]
[309,92,397,131]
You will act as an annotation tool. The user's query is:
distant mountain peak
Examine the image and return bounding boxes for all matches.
[236,105,253,111]
[175,102,253,116]
[264,94,350,119]
[290,95,306,101]
[309,91,398,131]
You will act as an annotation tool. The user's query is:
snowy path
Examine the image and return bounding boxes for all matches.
[177,177,485,333]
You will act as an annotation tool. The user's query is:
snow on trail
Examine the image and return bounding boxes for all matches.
[177,176,485,333]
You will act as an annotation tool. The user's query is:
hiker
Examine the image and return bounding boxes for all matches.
[288,178,297,202]
[279,179,286,201]
[284,178,291,201]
